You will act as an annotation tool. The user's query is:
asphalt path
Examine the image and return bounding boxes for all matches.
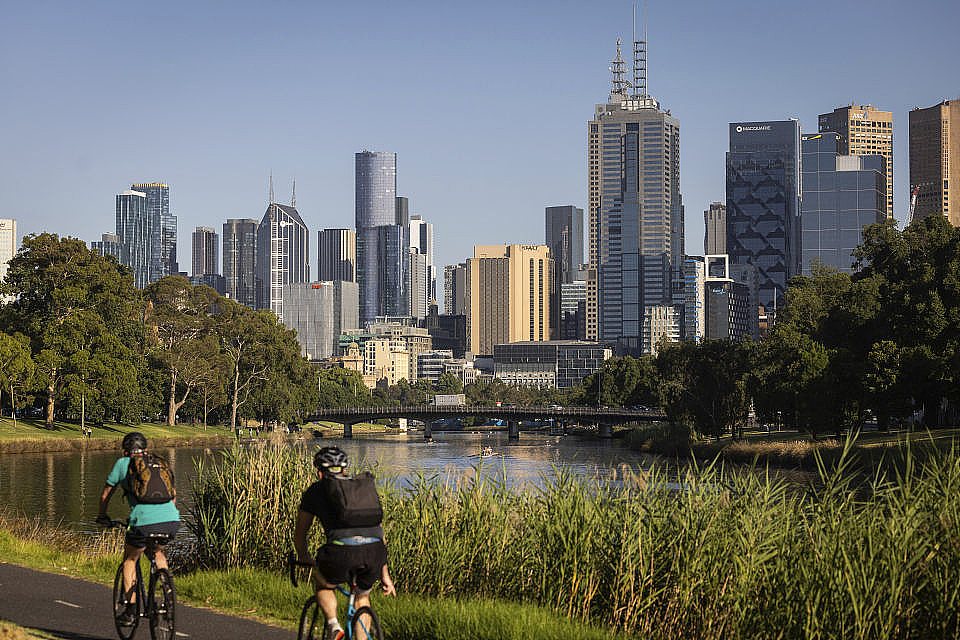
[0,562,295,640]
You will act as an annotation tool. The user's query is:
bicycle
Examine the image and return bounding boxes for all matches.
[288,552,383,640]
[105,520,177,640]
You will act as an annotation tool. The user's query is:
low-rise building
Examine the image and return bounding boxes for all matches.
[493,341,611,389]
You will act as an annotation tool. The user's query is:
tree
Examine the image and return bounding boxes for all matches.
[317,368,369,408]
[0,331,34,426]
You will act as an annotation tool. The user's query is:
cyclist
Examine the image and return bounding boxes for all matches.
[96,432,180,625]
[294,446,396,640]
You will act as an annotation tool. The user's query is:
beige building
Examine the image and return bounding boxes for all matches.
[365,321,431,381]
[466,244,552,355]
[363,338,410,387]
[819,105,894,220]
[0,219,16,282]
[909,99,960,226]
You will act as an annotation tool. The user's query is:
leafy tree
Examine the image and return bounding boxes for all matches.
[317,368,370,408]
[0,331,34,426]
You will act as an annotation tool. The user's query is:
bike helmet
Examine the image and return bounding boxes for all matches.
[313,446,347,474]
[122,431,147,453]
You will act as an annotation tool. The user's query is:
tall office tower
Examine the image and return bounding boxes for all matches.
[317,228,356,282]
[909,99,960,226]
[589,37,684,354]
[131,182,176,282]
[409,247,428,319]
[465,244,552,355]
[0,219,16,282]
[730,263,759,340]
[192,226,218,276]
[682,256,706,342]
[356,151,399,324]
[800,132,884,275]
[372,225,410,318]
[545,205,584,285]
[282,280,359,361]
[409,215,436,304]
[726,120,801,311]
[91,232,122,261]
[559,280,587,340]
[704,202,726,254]
[443,262,467,315]
[222,219,258,307]
[256,201,310,316]
[819,105,893,220]
[115,189,152,288]
[395,196,409,225]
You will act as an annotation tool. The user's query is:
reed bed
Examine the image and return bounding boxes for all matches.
[188,439,960,639]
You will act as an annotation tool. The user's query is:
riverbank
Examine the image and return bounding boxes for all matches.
[0,511,625,640]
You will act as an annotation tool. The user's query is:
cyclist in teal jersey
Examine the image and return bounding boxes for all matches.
[96,432,180,625]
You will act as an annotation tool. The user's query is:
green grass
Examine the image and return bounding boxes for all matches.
[0,418,238,453]
[0,513,627,640]
[0,619,59,639]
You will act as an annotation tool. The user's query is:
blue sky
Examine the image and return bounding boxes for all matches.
[2,0,958,288]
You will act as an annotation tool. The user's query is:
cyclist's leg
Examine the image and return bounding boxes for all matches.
[122,543,144,602]
[311,573,339,624]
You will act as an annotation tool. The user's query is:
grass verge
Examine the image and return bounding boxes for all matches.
[0,511,626,640]
[0,418,237,453]
[0,620,58,640]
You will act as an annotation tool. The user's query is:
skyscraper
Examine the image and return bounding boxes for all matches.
[0,219,16,282]
[115,189,152,288]
[91,232,122,262]
[704,202,726,254]
[132,182,176,282]
[222,218,259,307]
[465,244,552,355]
[443,263,467,315]
[355,151,399,324]
[819,105,893,220]
[726,120,801,311]
[409,215,436,305]
[256,202,310,317]
[800,132,884,275]
[317,228,356,282]
[909,99,960,226]
[590,37,684,354]
[192,226,218,276]
[373,224,410,318]
[409,247,428,319]
[545,205,584,285]
[282,280,359,361]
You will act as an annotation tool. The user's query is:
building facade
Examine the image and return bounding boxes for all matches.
[641,305,681,356]
[800,132,885,275]
[0,219,16,282]
[356,151,399,324]
[409,215,436,305]
[91,232,122,262]
[587,38,683,347]
[443,263,467,315]
[255,203,310,316]
[364,338,410,387]
[192,226,218,277]
[819,104,893,220]
[909,99,960,226]
[188,274,226,295]
[559,280,586,340]
[545,205,584,286]
[493,341,611,389]
[409,247,428,319]
[317,228,356,282]
[365,320,432,382]
[465,244,552,355]
[726,120,801,311]
[417,350,455,381]
[704,202,726,254]
[683,257,706,343]
[422,307,467,358]
[222,218,258,307]
[131,182,176,282]
[282,280,359,361]
[115,189,151,288]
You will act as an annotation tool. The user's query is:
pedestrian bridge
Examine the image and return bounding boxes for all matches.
[306,405,667,439]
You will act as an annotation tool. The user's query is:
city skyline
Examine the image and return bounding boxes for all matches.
[2,1,957,278]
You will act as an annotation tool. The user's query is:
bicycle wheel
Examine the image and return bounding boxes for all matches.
[112,565,140,640]
[298,597,321,640]
[351,606,383,640]
[147,569,176,640]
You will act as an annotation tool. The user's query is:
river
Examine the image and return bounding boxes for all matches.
[0,431,660,534]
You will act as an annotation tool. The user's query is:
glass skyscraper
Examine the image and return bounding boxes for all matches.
[256,202,310,317]
[355,151,400,325]
[132,182,176,282]
[590,39,683,355]
[192,226,218,277]
[800,133,884,275]
[726,120,801,311]
[115,189,152,288]
[223,219,258,307]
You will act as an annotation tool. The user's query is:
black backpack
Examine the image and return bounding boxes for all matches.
[126,453,176,504]
[320,472,383,529]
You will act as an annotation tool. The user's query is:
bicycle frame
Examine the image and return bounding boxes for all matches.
[289,553,378,640]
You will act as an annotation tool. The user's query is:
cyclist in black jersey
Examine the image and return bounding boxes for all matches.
[294,446,395,640]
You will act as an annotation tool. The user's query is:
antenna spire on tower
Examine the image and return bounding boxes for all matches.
[269,170,275,205]
[610,37,629,98]
[291,178,296,207]
[634,4,648,98]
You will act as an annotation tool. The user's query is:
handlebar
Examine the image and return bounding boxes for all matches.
[287,551,315,588]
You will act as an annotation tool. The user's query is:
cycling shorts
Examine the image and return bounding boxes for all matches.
[126,521,180,549]
[315,540,387,592]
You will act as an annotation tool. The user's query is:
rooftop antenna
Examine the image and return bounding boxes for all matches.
[609,37,629,98]
[633,4,648,98]
[269,170,275,205]
[291,178,296,207]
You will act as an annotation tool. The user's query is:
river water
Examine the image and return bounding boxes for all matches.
[0,432,659,534]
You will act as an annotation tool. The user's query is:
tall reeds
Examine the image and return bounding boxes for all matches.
[188,438,960,639]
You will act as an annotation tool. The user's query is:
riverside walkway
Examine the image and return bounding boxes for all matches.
[307,405,667,439]
[0,562,294,639]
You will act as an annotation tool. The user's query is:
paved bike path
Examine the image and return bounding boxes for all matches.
[0,562,295,640]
